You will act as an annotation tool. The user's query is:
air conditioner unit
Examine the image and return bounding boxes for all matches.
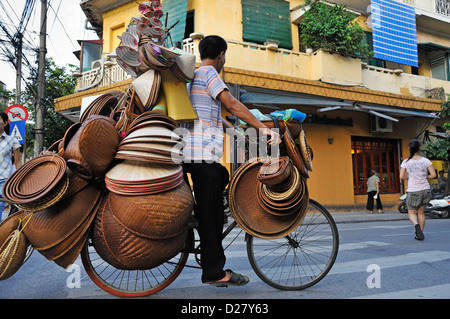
[91,59,102,69]
[370,115,393,133]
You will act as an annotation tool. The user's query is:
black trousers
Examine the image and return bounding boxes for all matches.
[183,161,229,282]
[366,191,383,211]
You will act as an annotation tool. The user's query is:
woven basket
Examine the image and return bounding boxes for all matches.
[0,212,29,280]
[22,183,102,257]
[63,115,121,179]
[284,126,309,178]
[91,194,188,270]
[228,158,309,239]
[108,181,193,240]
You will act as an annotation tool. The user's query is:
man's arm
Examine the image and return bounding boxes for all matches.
[13,148,21,169]
[217,90,280,145]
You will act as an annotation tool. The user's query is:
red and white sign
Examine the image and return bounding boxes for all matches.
[5,104,29,122]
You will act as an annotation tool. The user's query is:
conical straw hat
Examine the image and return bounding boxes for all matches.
[116,46,141,67]
[125,124,181,140]
[132,69,157,107]
[105,160,182,183]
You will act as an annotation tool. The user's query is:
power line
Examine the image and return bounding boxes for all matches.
[47,0,77,50]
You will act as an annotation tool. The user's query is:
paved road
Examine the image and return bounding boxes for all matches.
[1,209,450,305]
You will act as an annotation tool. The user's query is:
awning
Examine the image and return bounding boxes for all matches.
[356,104,440,120]
[240,90,352,107]
[239,90,440,120]
[418,42,450,52]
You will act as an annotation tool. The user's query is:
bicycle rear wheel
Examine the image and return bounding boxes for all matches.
[247,199,339,290]
[81,229,193,298]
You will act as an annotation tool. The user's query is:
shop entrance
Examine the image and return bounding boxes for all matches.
[351,136,400,194]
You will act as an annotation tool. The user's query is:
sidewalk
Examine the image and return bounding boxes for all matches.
[330,209,409,224]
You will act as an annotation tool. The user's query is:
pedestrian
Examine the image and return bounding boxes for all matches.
[400,139,436,240]
[0,111,21,215]
[437,170,447,193]
[366,169,383,214]
[180,35,280,287]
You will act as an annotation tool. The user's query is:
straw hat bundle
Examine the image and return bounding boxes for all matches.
[115,111,184,165]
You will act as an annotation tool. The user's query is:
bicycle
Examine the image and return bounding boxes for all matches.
[81,115,339,297]
[81,187,338,297]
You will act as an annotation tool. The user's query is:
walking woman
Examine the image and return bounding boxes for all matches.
[400,139,436,240]
[366,170,383,214]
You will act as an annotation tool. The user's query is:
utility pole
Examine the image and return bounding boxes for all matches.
[15,33,22,104]
[34,0,47,156]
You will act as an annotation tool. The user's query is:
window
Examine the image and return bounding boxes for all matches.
[241,0,292,49]
[161,0,189,46]
[351,137,400,194]
[429,53,449,81]
[364,32,385,68]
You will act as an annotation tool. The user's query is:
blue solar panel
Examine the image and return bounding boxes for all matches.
[371,0,418,67]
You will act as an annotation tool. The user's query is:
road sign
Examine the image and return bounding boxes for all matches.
[5,104,29,122]
[9,120,25,144]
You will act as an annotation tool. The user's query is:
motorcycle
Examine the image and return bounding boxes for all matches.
[398,191,450,218]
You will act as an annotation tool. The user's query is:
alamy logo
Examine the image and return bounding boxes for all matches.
[366,264,381,288]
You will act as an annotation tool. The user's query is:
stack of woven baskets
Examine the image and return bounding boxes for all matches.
[0,99,194,278]
[0,69,196,281]
[0,1,199,279]
[228,123,313,239]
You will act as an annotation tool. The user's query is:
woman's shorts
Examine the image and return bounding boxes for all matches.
[405,189,432,210]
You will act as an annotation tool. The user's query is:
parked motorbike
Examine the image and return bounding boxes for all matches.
[398,192,450,218]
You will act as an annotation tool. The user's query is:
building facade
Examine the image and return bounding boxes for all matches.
[55,0,450,208]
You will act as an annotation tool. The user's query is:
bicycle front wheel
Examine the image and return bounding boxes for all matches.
[247,199,339,290]
[81,229,193,298]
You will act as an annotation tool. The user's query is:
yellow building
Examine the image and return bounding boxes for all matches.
[55,0,450,208]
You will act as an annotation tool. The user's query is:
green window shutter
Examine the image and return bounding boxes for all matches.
[161,0,188,47]
[241,0,292,50]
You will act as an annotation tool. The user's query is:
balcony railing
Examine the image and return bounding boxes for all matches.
[75,61,131,92]
[436,0,450,16]
[74,36,450,101]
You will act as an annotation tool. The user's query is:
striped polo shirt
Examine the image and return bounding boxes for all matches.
[181,65,228,163]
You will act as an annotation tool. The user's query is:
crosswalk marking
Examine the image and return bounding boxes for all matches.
[68,236,450,298]
[329,250,450,275]
[354,283,450,299]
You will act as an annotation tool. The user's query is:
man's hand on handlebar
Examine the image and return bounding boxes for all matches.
[260,127,281,146]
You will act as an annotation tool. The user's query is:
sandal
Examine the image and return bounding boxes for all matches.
[415,224,424,241]
[206,269,249,287]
